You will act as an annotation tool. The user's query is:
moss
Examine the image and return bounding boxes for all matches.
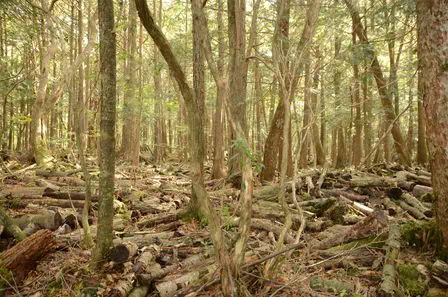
[400,221,448,261]
[182,207,208,228]
[397,264,427,297]
[0,262,12,290]
[45,279,62,297]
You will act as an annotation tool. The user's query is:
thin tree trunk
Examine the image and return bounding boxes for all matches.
[351,17,362,166]
[92,0,116,268]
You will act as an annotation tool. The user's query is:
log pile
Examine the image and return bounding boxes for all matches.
[0,162,447,296]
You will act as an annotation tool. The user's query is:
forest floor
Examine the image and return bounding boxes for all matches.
[0,155,447,297]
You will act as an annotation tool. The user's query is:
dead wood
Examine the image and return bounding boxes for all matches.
[401,193,432,217]
[310,275,355,294]
[14,210,63,231]
[347,175,413,190]
[314,209,388,250]
[35,168,82,178]
[0,229,57,282]
[155,263,217,297]
[432,260,448,286]
[113,232,175,248]
[128,286,149,297]
[0,206,25,241]
[133,248,158,273]
[128,199,174,215]
[378,224,401,297]
[43,188,99,201]
[321,188,368,202]
[412,185,433,199]
[109,273,135,297]
[20,198,85,209]
[137,209,187,229]
[227,217,295,244]
[110,241,138,263]
[395,171,431,186]
[138,253,212,284]
[397,200,428,220]
[35,178,60,191]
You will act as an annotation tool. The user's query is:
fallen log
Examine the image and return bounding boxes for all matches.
[35,179,60,191]
[36,168,82,178]
[412,185,433,199]
[110,241,138,264]
[310,276,355,294]
[137,209,187,229]
[396,171,431,186]
[347,175,413,190]
[0,229,57,282]
[314,209,388,250]
[14,210,64,231]
[0,206,25,241]
[21,198,85,209]
[128,286,149,297]
[401,193,432,217]
[138,253,212,284]
[113,232,175,248]
[128,199,174,215]
[109,273,135,297]
[133,248,158,273]
[432,260,448,286]
[155,263,217,297]
[43,188,99,202]
[322,189,368,202]
[227,217,295,244]
[378,224,401,297]
[397,200,428,221]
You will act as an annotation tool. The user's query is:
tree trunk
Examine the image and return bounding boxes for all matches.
[92,0,117,268]
[122,0,140,165]
[334,37,346,168]
[311,55,326,166]
[416,0,448,245]
[227,0,247,181]
[351,17,362,166]
[343,0,410,165]
[135,2,235,294]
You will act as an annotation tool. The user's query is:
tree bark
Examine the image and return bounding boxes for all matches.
[134,1,235,294]
[416,0,448,245]
[92,0,117,268]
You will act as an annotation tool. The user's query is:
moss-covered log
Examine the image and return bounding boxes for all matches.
[378,224,401,296]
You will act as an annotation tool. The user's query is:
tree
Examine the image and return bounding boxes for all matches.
[121,0,140,165]
[416,0,448,245]
[92,0,116,268]
[343,0,411,166]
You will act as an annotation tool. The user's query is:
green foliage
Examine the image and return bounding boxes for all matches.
[230,138,264,173]
[400,221,448,261]
[397,264,427,297]
[0,261,12,290]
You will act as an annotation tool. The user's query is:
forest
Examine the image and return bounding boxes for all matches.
[0,0,447,296]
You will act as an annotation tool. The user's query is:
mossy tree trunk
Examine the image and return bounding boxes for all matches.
[92,0,116,268]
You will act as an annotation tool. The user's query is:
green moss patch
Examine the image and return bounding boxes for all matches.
[397,264,427,297]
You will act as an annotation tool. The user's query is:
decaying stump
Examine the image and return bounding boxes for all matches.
[0,229,57,282]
